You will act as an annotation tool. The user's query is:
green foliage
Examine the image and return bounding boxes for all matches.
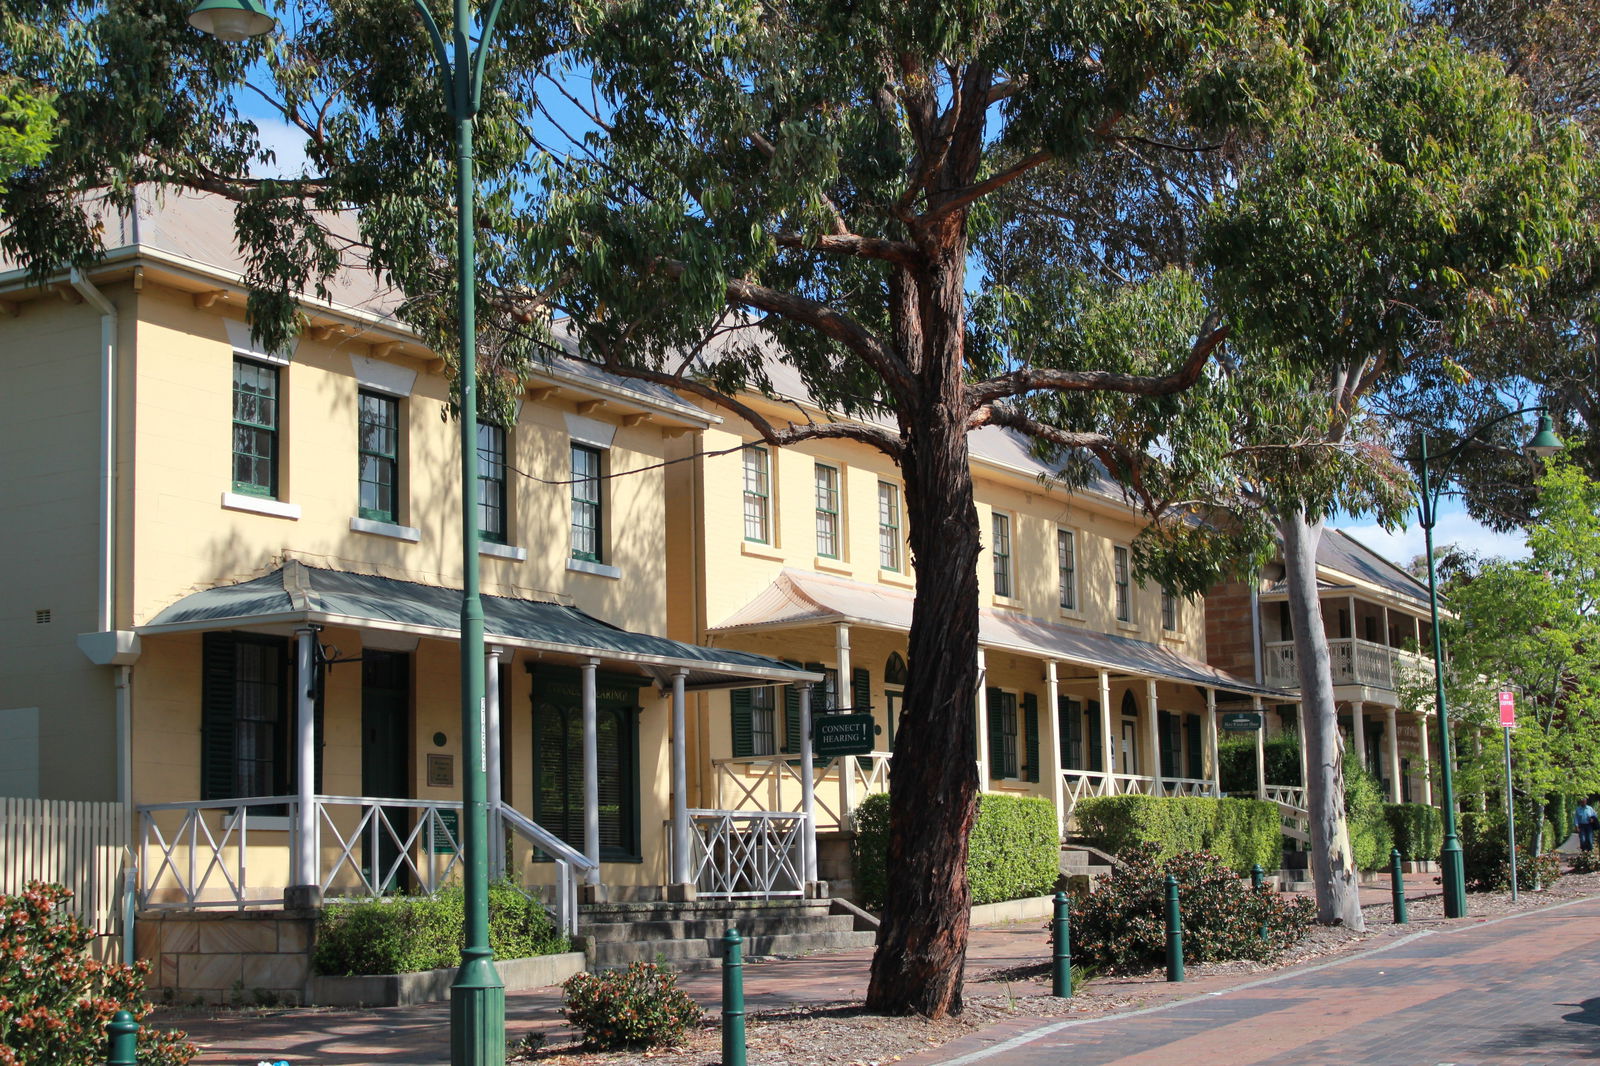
[1072,796,1281,874]
[561,962,702,1050]
[851,792,1059,910]
[0,882,195,1066]
[1384,803,1441,863]
[1568,850,1600,875]
[314,881,568,976]
[1342,754,1393,870]
[1459,810,1559,892]
[1217,733,1303,792]
[0,77,54,195]
[1068,845,1315,970]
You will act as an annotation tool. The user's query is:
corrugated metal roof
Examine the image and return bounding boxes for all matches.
[712,569,1287,699]
[1321,529,1430,604]
[140,561,817,690]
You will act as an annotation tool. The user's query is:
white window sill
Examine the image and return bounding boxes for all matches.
[740,542,785,563]
[221,492,301,520]
[480,542,527,562]
[567,557,621,579]
[814,557,852,576]
[1116,621,1142,635]
[350,516,420,542]
[878,570,914,589]
[991,595,1023,610]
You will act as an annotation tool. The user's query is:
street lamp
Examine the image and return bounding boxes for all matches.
[190,2,510,1061]
[1414,408,1562,919]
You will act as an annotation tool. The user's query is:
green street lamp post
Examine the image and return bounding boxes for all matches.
[189,2,510,1061]
[1414,409,1562,920]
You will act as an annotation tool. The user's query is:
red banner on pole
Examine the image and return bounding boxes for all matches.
[1499,690,1517,729]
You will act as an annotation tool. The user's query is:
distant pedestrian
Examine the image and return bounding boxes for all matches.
[1575,800,1597,852]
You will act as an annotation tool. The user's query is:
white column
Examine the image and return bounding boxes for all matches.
[835,623,856,820]
[485,645,505,881]
[1098,670,1114,778]
[975,647,990,786]
[1253,698,1267,799]
[1205,688,1220,795]
[1146,678,1160,790]
[1386,707,1402,803]
[293,627,318,891]
[1296,701,1309,787]
[1351,700,1366,774]
[670,670,691,886]
[1044,661,1064,834]
[1418,710,1434,806]
[798,683,818,885]
[581,658,601,885]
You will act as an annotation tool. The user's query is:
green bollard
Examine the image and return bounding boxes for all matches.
[1051,891,1072,998]
[1390,848,1408,925]
[722,927,746,1066]
[106,1009,139,1066]
[1164,874,1184,983]
[1251,863,1264,891]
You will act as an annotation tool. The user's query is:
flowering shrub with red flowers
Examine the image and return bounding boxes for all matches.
[0,882,194,1066]
[561,961,702,1049]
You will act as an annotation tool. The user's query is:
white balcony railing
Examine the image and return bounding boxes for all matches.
[1263,638,1432,691]
[687,810,807,899]
[711,752,893,829]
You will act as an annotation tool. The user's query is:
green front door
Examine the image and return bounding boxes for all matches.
[529,667,642,862]
[361,650,410,890]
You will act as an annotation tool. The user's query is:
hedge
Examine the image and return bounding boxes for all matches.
[314,880,569,975]
[1343,754,1392,870]
[1459,809,1560,891]
[1071,795,1280,873]
[1384,803,1440,863]
[1216,734,1302,793]
[852,792,1059,910]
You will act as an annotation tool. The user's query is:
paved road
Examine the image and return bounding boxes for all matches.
[908,896,1600,1066]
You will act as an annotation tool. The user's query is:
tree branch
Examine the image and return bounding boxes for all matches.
[771,231,921,265]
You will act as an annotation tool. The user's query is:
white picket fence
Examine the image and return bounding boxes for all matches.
[0,798,126,936]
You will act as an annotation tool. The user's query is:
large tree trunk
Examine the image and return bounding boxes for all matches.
[1279,509,1366,929]
[866,217,982,1019]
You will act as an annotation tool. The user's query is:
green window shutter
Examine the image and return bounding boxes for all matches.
[1157,710,1175,778]
[1186,714,1202,780]
[201,632,239,801]
[986,687,1005,781]
[1061,697,1081,771]
[1086,700,1102,771]
[851,667,871,711]
[731,688,755,758]
[1023,693,1040,783]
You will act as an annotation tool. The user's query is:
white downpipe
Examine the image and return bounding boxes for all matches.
[798,683,817,884]
[581,658,600,884]
[670,670,690,886]
[293,628,318,889]
[975,648,989,786]
[71,268,117,633]
[116,664,134,964]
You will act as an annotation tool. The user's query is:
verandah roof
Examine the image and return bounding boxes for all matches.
[711,568,1289,700]
[139,561,819,691]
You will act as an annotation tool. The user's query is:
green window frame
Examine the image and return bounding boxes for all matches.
[1162,588,1177,631]
[878,482,901,571]
[477,422,507,544]
[1114,545,1131,621]
[1057,529,1076,610]
[357,389,400,522]
[570,443,603,561]
[985,688,1019,780]
[731,686,777,757]
[231,356,279,497]
[992,512,1012,598]
[814,463,840,558]
[742,445,770,543]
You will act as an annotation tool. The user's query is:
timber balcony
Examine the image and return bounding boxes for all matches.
[1262,637,1432,693]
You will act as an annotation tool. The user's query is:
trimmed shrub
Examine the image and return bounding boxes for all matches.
[1384,803,1440,863]
[1343,755,1393,870]
[0,882,195,1066]
[851,792,1060,910]
[1459,810,1561,892]
[1068,844,1315,970]
[1071,795,1280,873]
[314,880,568,975]
[563,962,702,1049]
[1217,733,1302,793]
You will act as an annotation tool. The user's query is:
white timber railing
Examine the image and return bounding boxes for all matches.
[711,752,893,829]
[1059,771,1220,821]
[0,797,126,937]
[687,810,807,899]
[1263,638,1433,691]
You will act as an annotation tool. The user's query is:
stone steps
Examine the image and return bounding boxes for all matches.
[576,899,876,973]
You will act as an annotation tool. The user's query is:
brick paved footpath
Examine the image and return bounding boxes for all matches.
[903,895,1600,1066]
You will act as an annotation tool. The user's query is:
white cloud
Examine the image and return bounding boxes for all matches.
[1337,510,1528,570]
[249,116,310,179]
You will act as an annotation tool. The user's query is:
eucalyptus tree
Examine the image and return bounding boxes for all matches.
[0,77,54,194]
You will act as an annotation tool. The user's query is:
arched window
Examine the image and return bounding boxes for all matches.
[1121,689,1138,718]
[884,652,909,686]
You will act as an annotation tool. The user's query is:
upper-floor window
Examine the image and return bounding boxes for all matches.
[1162,588,1177,631]
[1057,529,1077,610]
[991,511,1012,597]
[814,463,840,558]
[570,443,603,561]
[357,390,400,522]
[742,445,770,543]
[1114,545,1131,621]
[878,482,902,571]
[231,356,279,498]
[477,423,507,544]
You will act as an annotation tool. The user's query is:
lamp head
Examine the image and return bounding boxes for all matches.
[189,0,276,41]
[1523,413,1563,462]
